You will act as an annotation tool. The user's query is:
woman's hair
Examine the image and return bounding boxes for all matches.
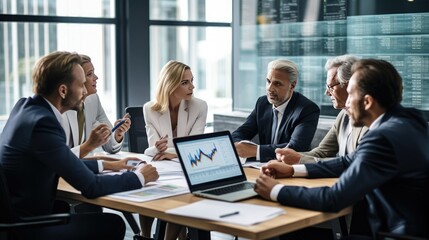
[33,51,81,97]
[151,60,190,113]
[79,54,92,66]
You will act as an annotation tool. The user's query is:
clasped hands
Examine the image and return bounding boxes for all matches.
[254,147,300,200]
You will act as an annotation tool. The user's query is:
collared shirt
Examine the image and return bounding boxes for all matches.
[256,99,290,161]
[43,97,145,185]
[270,113,385,202]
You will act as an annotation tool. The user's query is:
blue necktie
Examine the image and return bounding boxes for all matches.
[271,109,279,144]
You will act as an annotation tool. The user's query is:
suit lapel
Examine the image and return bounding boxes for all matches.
[65,110,79,147]
[277,92,297,140]
[158,109,173,138]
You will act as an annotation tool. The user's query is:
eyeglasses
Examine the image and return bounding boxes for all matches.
[326,71,340,92]
[326,82,341,92]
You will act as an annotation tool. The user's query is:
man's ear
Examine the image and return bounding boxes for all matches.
[58,84,68,99]
[363,94,373,110]
[290,81,296,90]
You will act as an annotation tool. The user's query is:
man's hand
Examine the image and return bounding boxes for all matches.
[102,157,143,172]
[254,174,280,200]
[275,147,302,165]
[136,164,159,184]
[152,152,177,161]
[260,160,294,178]
[114,113,131,142]
[234,142,257,158]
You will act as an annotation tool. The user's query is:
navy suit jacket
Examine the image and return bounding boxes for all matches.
[277,106,429,237]
[232,92,320,162]
[0,96,142,217]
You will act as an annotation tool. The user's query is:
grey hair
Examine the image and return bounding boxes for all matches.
[267,59,299,84]
[325,55,359,86]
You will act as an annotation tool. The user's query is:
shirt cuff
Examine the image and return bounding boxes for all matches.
[270,184,284,201]
[133,171,146,186]
[292,164,308,177]
[256,145,260,161]
[97,160,104,172]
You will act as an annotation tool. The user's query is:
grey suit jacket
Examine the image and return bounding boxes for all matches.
[299,109,368,163]
[143,97,207,156]
[62,94,122,156]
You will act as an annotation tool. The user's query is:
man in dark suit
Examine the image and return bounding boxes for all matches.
[0,51,159,239]
[255,59,429,239]
[232,59,320,163]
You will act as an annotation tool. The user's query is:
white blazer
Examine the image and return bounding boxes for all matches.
[62,94,122,157]
[143,97,208,156]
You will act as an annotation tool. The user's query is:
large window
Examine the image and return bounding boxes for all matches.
[0,0,117,131]
[235,0,429,119]
[149,0,232,126]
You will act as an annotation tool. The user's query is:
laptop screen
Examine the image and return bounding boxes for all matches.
[174,132,244,186]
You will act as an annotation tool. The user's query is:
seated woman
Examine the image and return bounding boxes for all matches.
[141,60,208,239]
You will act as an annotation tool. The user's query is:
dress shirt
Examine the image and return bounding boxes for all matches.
[270,114,385,201]
[255,100,288,160]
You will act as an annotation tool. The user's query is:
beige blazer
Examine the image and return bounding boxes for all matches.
[62,94,122,157]
[143,97,208,156]
[299,109,368,163]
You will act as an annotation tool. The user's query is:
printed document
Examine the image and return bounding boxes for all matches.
[166,199,285,225]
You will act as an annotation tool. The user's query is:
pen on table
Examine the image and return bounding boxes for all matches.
[219,211,239,218]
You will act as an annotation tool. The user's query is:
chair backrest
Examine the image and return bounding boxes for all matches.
[125,106,148,153]
[0,163,17,224]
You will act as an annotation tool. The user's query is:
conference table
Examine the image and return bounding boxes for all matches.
[57,163,351,240]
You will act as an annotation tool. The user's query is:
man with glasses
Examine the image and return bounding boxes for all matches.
[232,59,320,163]
[275,55,368,165]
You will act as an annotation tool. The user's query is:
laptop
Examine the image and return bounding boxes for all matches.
[173,131,257,202]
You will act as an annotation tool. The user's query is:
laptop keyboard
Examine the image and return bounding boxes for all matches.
[203,182,255,196]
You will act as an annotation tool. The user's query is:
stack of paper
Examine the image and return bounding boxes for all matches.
[110,183,189,202]
[166,199,285,226]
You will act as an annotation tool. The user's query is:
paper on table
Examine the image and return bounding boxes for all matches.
[166,199,285,226]
[109,183,189,202]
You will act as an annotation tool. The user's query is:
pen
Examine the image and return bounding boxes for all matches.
[219,211,239,218]
[112,118,127,132]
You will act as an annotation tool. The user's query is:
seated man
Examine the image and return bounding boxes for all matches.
[255,59,429,239]
[232,59,320,163]
[277,55,368,164]
[0,51,159,239]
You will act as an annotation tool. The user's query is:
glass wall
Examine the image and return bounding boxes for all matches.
[235,0,429,119]
[149,0,232,126]
[0,0,117,132]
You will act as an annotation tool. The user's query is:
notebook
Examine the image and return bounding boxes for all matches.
[173,131,257,202]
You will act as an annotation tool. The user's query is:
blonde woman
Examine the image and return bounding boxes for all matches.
[143,60,208,160]
[141,60,207,240]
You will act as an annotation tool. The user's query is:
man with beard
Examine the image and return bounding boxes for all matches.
[0,51,159,239]
[232,59,320,163]
[255,59,429,239]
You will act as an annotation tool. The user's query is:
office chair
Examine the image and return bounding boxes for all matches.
[126,106,148,153]
[0,163,70,240]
